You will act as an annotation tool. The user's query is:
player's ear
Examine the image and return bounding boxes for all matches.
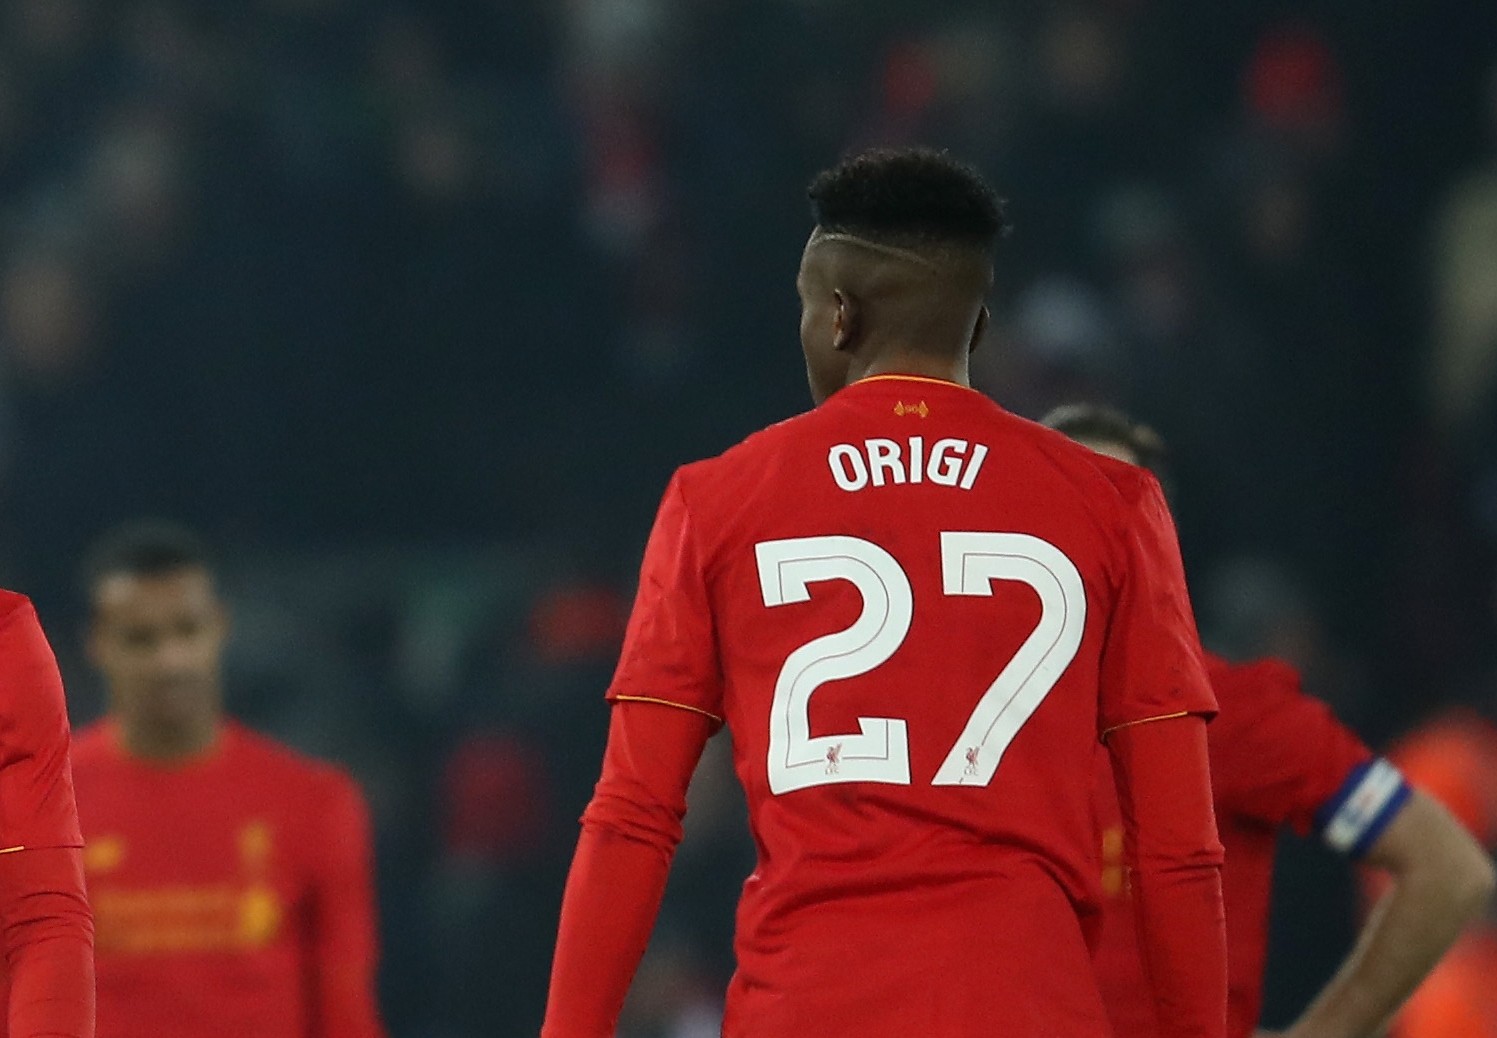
[832,289,861,352]
[968,305,990,356]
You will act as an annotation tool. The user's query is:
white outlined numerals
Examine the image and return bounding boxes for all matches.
[755,533,1085,795]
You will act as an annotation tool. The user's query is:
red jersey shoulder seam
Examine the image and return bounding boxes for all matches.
[669,467,714,582]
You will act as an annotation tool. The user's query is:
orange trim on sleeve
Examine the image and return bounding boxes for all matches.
[612,695,724,724]
[1100,710,1191,741]
[0,846,26,855]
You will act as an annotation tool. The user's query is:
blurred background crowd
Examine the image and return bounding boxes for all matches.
[0,0,1495,1035]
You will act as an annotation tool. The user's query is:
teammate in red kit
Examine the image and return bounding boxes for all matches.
[0,591,95,1038]
[543,149,1228,1038]
[1043,403,1496,1038]
[69,523,386,1038]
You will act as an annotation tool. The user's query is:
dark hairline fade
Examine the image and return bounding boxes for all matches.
[808,147,1012,253]
[82,519,215,595]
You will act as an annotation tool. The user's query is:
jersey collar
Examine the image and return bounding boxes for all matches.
[851,373,983,396]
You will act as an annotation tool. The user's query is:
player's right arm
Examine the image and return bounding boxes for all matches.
[542,703,714,1038]
[0,849,94,1038]
[0,594,94,1038]
[541,473,723,1038]
[1099,471,1226,1038]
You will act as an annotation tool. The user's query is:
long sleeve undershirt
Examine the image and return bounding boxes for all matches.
[0,847,94,1038]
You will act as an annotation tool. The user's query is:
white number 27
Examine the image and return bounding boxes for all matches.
[755,533,1085,795]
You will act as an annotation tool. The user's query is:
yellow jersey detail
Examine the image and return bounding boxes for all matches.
[236,884,283,947]
[93,883,286,954]
[84,836,126,873]
[237,821,273,874]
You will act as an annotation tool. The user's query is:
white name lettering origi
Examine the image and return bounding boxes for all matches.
[827,437,988,492]
[828,444,869,490]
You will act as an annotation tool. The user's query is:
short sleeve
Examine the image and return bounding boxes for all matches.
[606,473,724,723]
[1208,660,1387,845]
[1097,472,1216,738]
[0,595,84,850]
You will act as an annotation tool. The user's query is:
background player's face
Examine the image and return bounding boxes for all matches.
[88,567,228,732]
[797,235,852,405]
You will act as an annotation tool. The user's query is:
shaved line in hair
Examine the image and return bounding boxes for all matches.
[807,230,943,273]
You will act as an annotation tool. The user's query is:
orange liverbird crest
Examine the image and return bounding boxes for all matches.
[893,400,930,418]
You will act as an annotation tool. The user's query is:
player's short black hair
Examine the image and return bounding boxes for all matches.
[83,520,214,592]
[1040,403,1169,480]
[808,147,1011,251]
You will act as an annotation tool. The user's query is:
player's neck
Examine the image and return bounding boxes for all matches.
[118,715,223,764]
[850,350,971,388]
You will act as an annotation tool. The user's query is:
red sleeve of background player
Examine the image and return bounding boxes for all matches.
[1208,658,1408,857]
[308,772,386,1038]
[605,471,724,723]
[542,703,714,1038]
[1096,470,1217,737]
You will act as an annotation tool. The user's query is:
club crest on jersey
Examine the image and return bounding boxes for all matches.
[964,747,980,776]
[827,436,988,492]
[825,743,842,775]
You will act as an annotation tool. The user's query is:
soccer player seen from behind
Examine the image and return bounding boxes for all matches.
[1043,403,1496,1038]
[0,591,95,1038]
[70,523,387,1038]
[543,148,1228,1038]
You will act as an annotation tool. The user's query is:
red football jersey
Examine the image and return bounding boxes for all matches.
[0,590,92,1038]
[607,375,1217,1036]
[0,591,84,857]
[71,721,385,1038]
[1092,653,1404,1038]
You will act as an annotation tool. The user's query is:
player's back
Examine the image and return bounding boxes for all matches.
[655,375,1203,1037]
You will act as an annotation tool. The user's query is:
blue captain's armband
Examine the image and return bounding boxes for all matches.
[1315,758,1412,858]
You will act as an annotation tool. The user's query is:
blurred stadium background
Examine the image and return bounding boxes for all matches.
[1,0,1495,1035]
